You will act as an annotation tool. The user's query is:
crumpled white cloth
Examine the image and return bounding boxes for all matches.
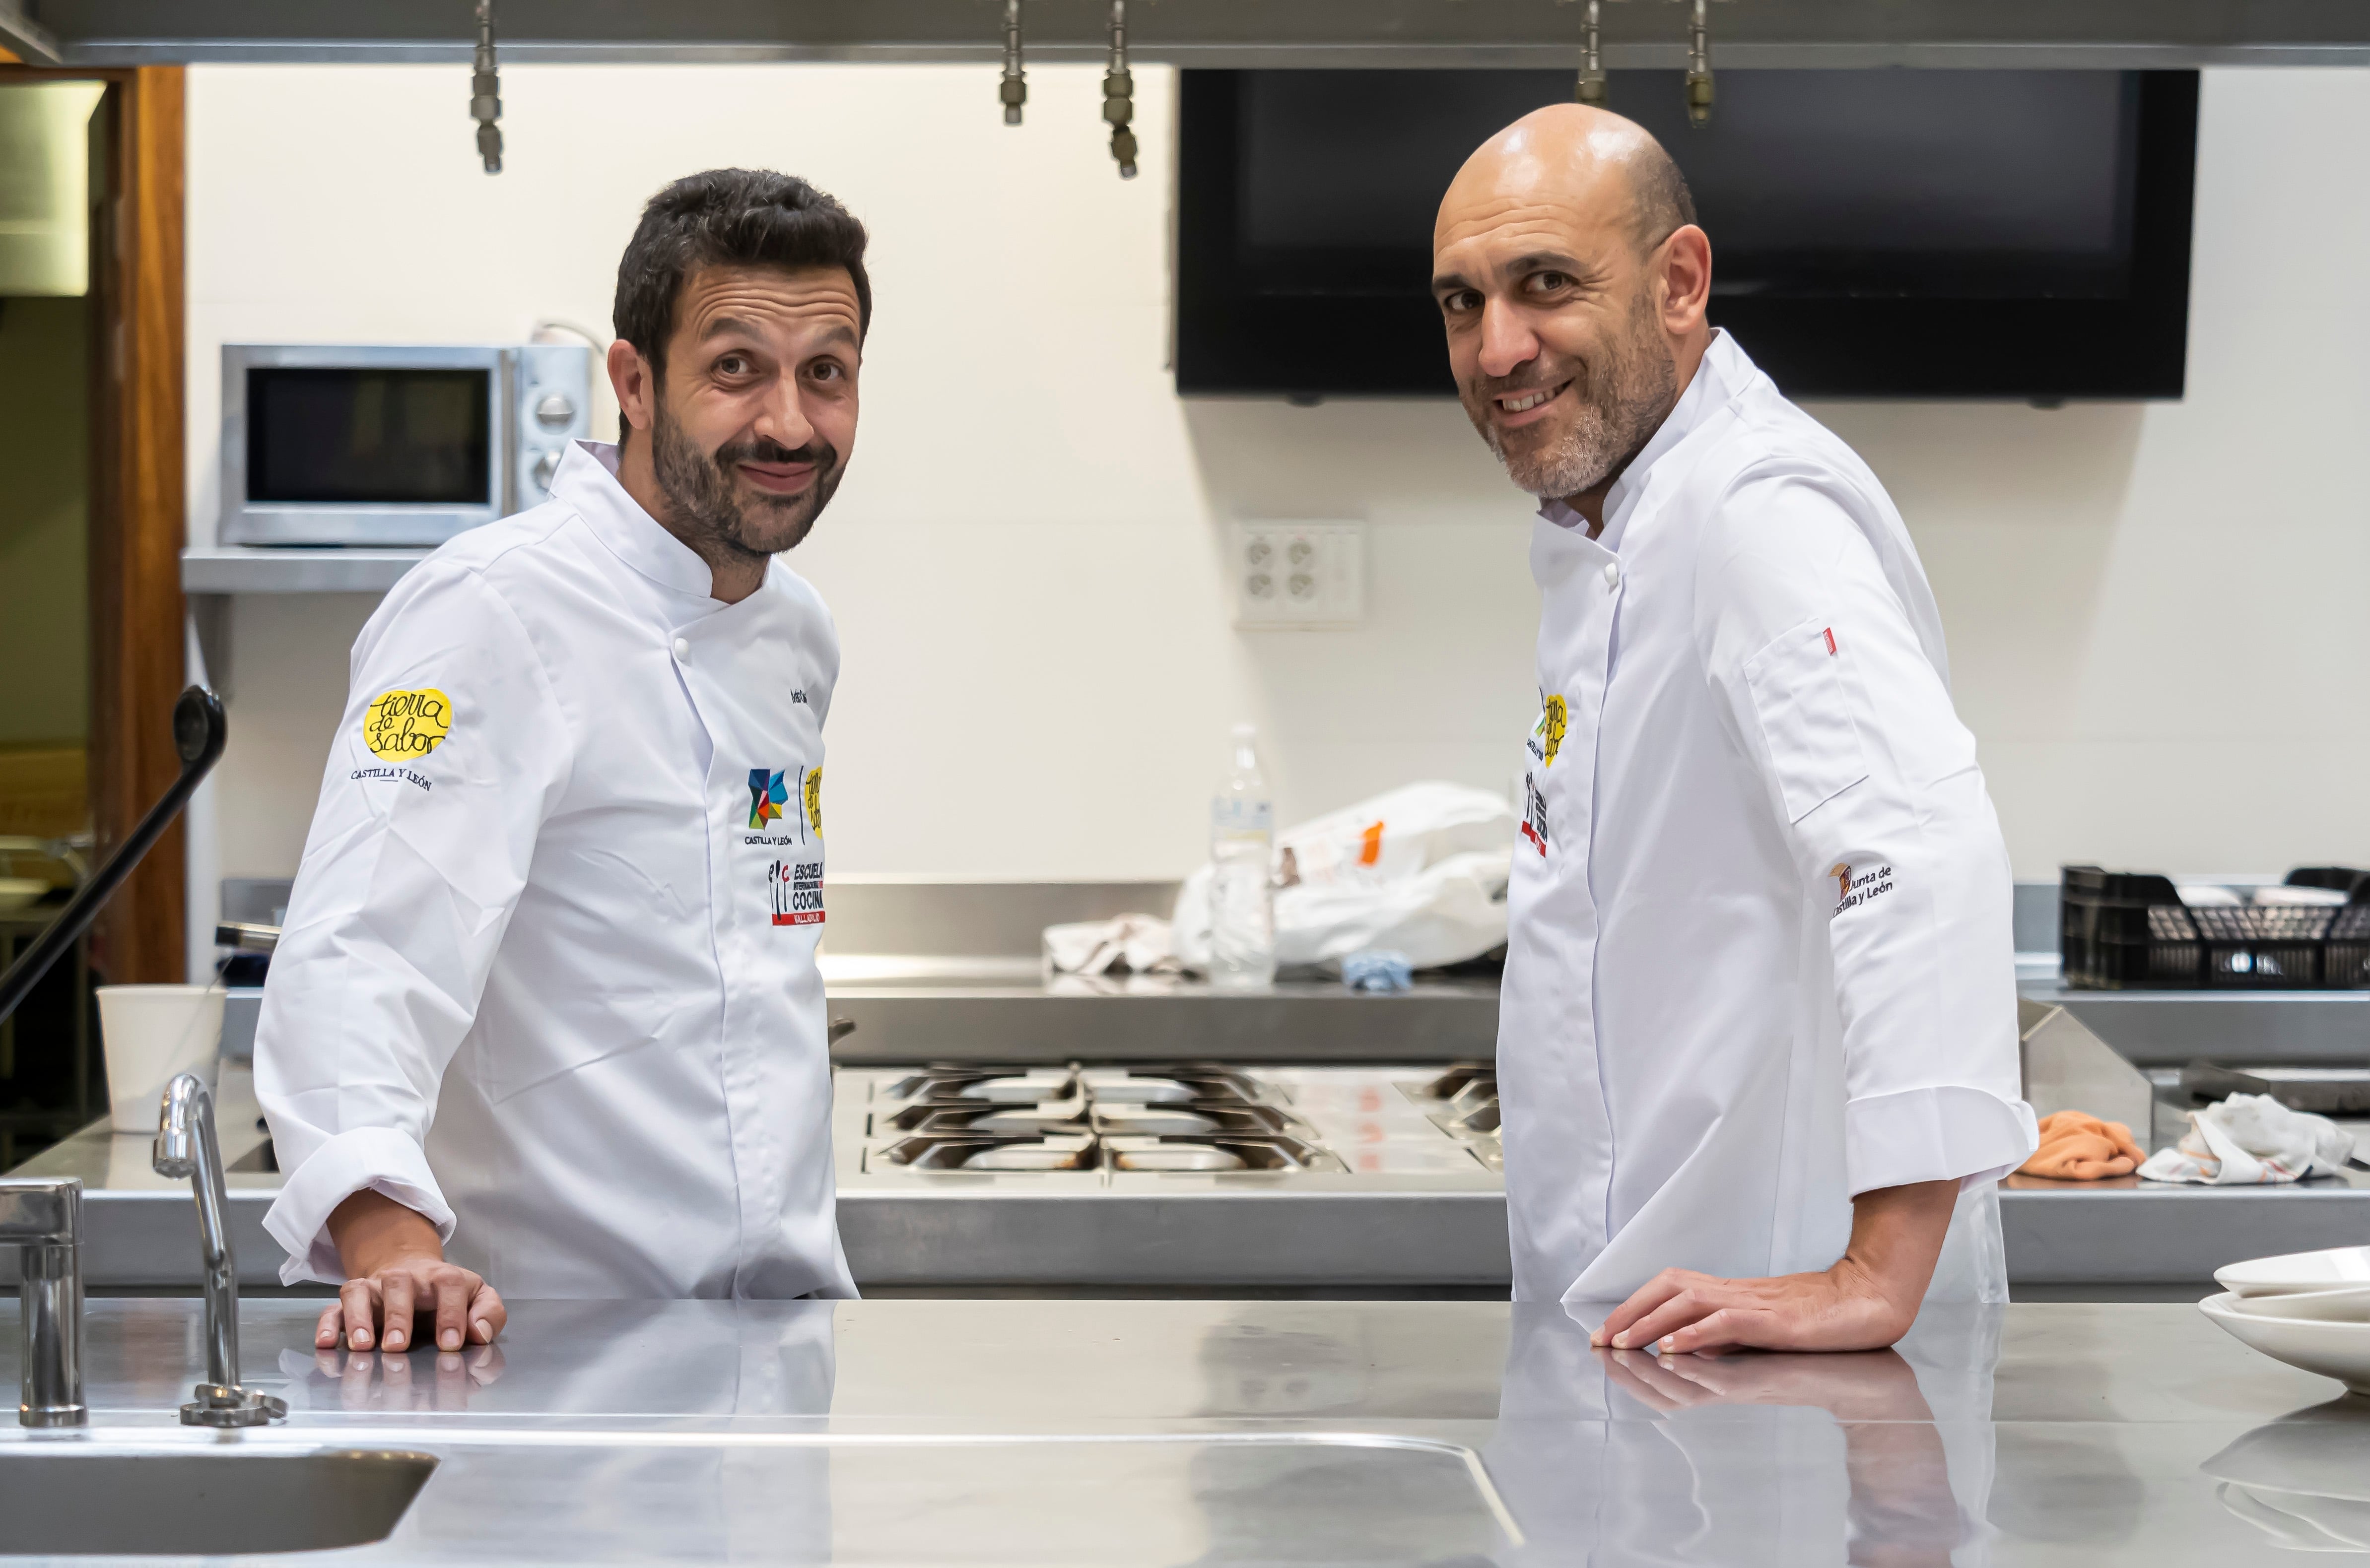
[1041,914,1178,977]
[2138,1093,2357,1185]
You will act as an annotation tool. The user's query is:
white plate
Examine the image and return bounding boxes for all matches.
[2201,1293,2370,1392]
[2217,1245,2370,1298]
[2222,1285,2370,1322]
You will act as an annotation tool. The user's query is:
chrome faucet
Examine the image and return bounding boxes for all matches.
[153,1073,285,1428]
[0,1176,84,1427]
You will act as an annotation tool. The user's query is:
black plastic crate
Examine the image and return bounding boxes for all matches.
[2062,864,2368,990]
[2327,905,2370,990]
[2186,904,2331,988]
[2059,867,2197,988]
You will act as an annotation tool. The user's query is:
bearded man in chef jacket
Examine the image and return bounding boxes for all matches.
[1434,106,2039,1351]
[254,169,871,1354]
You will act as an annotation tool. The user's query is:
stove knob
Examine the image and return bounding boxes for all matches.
[530,449,560,492]
[534,392,577,429]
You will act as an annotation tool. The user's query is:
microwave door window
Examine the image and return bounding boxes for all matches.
[248,367,492,504]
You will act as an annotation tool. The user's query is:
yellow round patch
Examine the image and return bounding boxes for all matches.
[803,767,823,835]
[363,688,453,760]
[1542,695,1567,767]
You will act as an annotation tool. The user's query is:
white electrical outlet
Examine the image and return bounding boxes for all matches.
[1231,521,1364,629]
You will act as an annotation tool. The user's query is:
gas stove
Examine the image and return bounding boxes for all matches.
[833,1061,1502,1190]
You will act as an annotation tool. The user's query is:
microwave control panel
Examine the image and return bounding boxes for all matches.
[513,344,594,509]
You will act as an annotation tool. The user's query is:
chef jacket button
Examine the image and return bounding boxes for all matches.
[1603,562,1621,588]
[673,637,691,660]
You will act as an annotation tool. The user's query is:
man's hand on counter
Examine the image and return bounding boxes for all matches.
[1590,1178,1959,1356]
[319,1190,507,1353]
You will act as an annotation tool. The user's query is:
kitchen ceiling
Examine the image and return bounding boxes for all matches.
[6,0,2369,69]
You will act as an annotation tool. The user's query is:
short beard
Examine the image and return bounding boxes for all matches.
[648,396,843,569]
[1463,287,1679,501]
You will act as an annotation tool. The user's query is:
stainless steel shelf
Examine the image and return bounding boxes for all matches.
[30,0,2370,68]
[182,547,426,595]
[827,979,1503,1065]
[2024,984,2370,1067]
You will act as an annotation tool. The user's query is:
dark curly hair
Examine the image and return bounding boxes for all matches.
[611,167,872,393]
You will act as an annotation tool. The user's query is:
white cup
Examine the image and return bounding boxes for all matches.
[95,984,224,1134]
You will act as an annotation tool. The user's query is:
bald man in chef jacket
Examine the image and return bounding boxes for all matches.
[1433,105,2038,1352]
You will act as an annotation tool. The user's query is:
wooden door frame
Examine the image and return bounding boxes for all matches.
[0,65,187,984]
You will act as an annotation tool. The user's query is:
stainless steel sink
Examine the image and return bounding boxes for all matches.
[0,1447,437,1555]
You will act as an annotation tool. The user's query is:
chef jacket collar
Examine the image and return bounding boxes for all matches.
[551,440,724,604]
[1537,328,1743,554]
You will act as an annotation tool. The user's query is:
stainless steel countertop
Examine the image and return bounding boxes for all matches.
[0,1296,2362,1562]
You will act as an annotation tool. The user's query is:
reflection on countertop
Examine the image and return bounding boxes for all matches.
[1,1298,2365,1563]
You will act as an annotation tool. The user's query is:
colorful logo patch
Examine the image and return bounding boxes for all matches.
[1829,861,1896,917]
[749,768,789,830]
[1541,695,1567,768]
[363,688,452,760]
[770,858,825,926]
[1519,773,1550,857]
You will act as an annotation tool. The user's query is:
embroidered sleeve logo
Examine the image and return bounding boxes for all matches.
[363,689,452,759]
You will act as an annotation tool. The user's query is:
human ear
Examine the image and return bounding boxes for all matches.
[1658,225,1713,336]
[607,339,655,435]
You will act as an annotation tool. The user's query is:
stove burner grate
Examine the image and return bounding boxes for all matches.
[872,1064,1337,1175]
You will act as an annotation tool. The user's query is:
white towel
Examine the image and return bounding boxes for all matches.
[1041,915,1179,977]
[2137,1093,2356,1185]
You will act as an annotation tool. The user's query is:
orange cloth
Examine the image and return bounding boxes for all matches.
[2017,1110,2147,1180]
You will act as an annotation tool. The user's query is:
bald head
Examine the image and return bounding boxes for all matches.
[1430,103,1714,516]
[1437,103,1695,260]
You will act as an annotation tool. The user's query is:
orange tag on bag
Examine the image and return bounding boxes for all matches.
[1357,821,1385,867]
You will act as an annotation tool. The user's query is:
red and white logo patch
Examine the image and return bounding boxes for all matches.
[769,859,825,926]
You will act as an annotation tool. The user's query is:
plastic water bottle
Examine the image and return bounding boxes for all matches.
[1208,723,1278,989]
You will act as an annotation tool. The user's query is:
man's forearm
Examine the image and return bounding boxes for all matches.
[1835,1177,1959,1309]
[327,1189,444,1277]
[1594,1176,1963,1354]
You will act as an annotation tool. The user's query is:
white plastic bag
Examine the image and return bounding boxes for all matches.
[1173,781,1514,975]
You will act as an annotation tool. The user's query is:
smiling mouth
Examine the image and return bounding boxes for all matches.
[738,461,815,494]
[1495,381,1572,419]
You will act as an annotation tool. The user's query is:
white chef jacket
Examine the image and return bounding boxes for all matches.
[1499,331,2037,1305]
[255,440,855,1301]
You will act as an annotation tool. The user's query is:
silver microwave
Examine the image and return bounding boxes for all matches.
[220,343,594,547]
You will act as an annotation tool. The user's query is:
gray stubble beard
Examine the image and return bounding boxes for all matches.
[1469,287,1679,501]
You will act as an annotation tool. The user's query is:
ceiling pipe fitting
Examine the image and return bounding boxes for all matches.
[1576,0,1607,104]
[472,0,503,172]
[1104,0,1138,178]
[999,0,1026,125]
[1684,0,1714,126]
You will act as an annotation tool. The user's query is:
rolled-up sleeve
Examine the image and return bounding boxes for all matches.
[1696,469,2037,1196]
[254,564,569,1284]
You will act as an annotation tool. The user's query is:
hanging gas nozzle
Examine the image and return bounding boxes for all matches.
[1103,0,1137,178]
[1574,0,1607,106]
[999,0,1026,125]
[1683,0,1713,127]
[471,0,503,172]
